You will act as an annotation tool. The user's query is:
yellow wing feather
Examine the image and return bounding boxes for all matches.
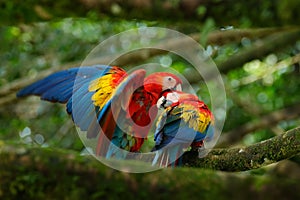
[88,74,115,109]
[179,104,211,133]
[157,103,211,133]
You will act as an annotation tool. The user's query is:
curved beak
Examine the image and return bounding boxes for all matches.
[157,96,167,108]
[175,84,182,91]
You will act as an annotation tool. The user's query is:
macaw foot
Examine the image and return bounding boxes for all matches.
[190,141,204,151]
[190,141,210,158]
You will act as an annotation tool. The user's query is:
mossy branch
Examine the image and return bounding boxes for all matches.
[1,127,300,199]
[183,126,300,171]
[1,127,299,174]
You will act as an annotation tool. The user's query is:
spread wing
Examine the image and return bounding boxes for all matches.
[17,65,128,151]
[17,65,127,132]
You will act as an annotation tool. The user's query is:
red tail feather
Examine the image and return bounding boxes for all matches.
[96,107,119,156]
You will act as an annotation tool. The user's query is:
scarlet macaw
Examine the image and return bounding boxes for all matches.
[17,65,182,158]
[152,90,214,167]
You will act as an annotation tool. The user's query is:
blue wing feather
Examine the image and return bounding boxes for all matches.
[97,100,112,123]
[40,81,75,102]
[17,66,110,102]
[154,119,206,148]
[17,65,112,133]
[153,119,207,167]
[17,68,79,102]
[71,92,94,130]
[152,96,213,167]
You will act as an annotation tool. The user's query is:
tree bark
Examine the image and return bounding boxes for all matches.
[183,127,300,171]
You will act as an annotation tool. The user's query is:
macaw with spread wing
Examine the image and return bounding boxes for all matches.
[152,90,214,167]
[17,65,182,158]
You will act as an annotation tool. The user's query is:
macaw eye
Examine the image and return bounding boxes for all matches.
[168,77,172,81]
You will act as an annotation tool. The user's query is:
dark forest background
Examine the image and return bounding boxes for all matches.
[1,0,300,199]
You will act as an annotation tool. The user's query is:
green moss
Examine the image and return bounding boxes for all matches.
[2,129,300,200]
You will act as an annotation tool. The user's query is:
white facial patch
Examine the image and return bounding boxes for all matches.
[166,92,179,103]
[162,76,177,91]
[157,92,180,109]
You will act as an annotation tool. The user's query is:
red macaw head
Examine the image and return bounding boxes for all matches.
[156,90,200,109]
[143,72,183,96]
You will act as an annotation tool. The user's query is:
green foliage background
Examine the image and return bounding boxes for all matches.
[1,0,300,152]
[0,2,300,198]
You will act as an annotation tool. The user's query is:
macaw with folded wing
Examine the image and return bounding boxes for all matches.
[17,65,182,158]
[152,90,214,167]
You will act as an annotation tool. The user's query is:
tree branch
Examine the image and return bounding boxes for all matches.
[1,140,300,199]
[183,126,300,171]
[1,127,299,174]
[1,127,300,198]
